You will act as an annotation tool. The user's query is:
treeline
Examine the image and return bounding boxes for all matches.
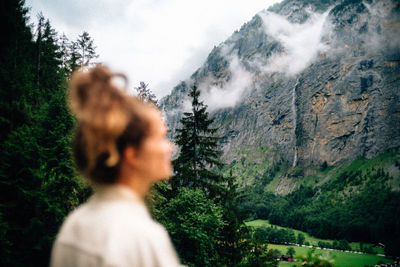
[241,162,400,257]
[252,225,298,245]
[0,1,97,266]
[252,226,354,251]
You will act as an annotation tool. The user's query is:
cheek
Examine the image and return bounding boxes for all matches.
[148,143,170,167]
[136,140,172,178]
[157,143,173,170]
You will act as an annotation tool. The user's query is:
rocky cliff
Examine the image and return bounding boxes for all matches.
[161,0,400,168]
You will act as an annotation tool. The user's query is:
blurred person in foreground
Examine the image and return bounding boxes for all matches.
[50,66,183,267]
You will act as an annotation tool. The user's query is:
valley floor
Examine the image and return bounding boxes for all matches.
[246,219,395,267]
[268,244,393,267]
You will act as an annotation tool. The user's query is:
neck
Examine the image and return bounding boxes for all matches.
[117,172,152,199]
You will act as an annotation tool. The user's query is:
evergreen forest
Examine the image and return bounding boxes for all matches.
[1,1,95,266]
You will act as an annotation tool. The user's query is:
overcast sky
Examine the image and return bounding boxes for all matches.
[25,0,282,98]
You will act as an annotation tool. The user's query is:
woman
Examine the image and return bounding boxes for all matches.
[50,66,182,267]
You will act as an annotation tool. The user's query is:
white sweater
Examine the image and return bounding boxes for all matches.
[50,185,183,267]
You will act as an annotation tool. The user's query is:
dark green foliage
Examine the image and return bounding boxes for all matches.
[238,160,288,221]
[296,249,334,267]
[318,241,332,249]
[159,86,254,266]
[243,161,400,256]
[261,160,283,185]
[0,0,35,143]
[58,33,81,77]
[318,240,351,250]
[156,187,224,267]
[0,1,94,265]
[218,170,251,266]
[66,40,81,74]
[287,247,296,257]
[297,233,306,245]
[360,244,375,254]
[241,236,278,267]
[171,85,224,197]
[251,226,297,245]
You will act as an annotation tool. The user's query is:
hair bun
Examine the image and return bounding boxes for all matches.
[69,65,123,122]
[69,65,133,173]
[90,65,112,83]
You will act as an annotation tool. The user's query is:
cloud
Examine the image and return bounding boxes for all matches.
[257,9,331,76]
[27,0,130,34]
[362,1,400,54]
[198,52,253,112]
[26,0,282,99]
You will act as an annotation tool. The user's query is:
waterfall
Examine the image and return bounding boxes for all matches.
[293,147,297,168]
[292,79,299,168]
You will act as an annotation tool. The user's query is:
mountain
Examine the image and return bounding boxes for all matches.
[161,0,400,186]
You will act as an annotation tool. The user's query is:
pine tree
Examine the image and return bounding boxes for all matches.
[34,13,45,94]
[171,85,224,197]
[0,1,37,262]
[76,31,98,68]
[0,0,36,143]
[160,88,254,266]
[58,33,74,78]
[134,81,158,106]
[35,18,63,103]
[218,169,250,265]
[67,41,81,74]
[0,4,93,265]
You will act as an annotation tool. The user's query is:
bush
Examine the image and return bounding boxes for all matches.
[297,249,334,267]
[157,187,225,267]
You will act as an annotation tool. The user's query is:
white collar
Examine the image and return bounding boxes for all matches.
[94,184,143,203]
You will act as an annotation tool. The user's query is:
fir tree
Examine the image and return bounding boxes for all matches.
[58,33,74,77]
[67,41,81,75]
[76,31,98,68]
[0,4,92,265]
[0,0,36,143]
[170,85,224,197]
[35,18,63,103]
[134,81,158,106]
[218,169,250,266]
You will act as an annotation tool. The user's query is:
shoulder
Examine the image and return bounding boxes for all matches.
[52,192,183,267]
[54,198,174,255]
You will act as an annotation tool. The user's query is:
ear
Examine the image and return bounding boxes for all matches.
[122,145,138,167]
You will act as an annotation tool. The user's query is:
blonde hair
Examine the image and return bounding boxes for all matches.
[69,65,153,184]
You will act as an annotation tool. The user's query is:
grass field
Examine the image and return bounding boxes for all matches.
[268,244,393,267]
[246,219,331,246]
[245,219,393,266]
[245,219,385,254]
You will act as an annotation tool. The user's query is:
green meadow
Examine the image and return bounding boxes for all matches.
[268,244,393,267]
[246,220,394,266]
[246,219,384,253]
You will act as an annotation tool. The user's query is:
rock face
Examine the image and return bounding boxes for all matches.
[161,0,400,167]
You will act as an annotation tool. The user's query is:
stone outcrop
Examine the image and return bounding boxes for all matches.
[161,0,400,167]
